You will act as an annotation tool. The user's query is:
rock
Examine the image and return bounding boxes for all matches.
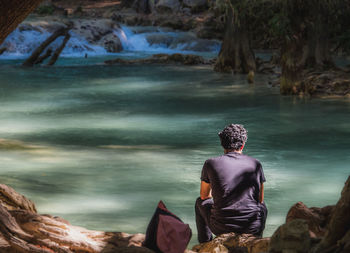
[247,70,255,84]
[299,70,350,96]
[312,176,350,253]
[269,219,311,253]
[286,202,334,238]
[192,233,270,253]
[0,184,36,213]
[183,0,208,12]
[159,17,184,29]
[146,33,174,46]
[195,14,225,40]
[0,183,153,253]
[70,19,124,52]
[71,19,118,42]
[96,32,123,52]
[18,23,43,33]
[156,0,181,13]
[105,53,207,65]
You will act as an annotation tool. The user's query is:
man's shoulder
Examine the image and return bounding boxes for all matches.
[241,154,261,162]
[204,154,226,163]
[206,153,262,166]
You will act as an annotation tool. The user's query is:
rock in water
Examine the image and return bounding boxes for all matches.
[105,53,207,65]
[247,70,255,84]
[96,33,123,53]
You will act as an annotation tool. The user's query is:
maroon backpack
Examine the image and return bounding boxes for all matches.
[144,201,192,253]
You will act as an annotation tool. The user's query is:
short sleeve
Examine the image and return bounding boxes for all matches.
[257,161,266,183]
[200,160,210,183]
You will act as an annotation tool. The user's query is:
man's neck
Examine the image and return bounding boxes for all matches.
[224,149,242,154]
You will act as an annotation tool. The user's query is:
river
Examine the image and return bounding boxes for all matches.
[0,26,350,246]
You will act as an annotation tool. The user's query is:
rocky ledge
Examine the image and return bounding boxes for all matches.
[0,176,349,253]
[105,53,211,65]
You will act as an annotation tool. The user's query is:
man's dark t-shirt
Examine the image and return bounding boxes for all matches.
[200,151,266,235]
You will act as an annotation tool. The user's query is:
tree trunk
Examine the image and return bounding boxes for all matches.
[214,2,256,74]
[0,0,44,45]
[34,48,52,64]
[47,32,71,66]
[0,48,6,55]
[22,26,69,67]
[280,0,334,95]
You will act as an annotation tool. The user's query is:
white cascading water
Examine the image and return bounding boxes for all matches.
[0,24,221,59]
[0,28,107,59]
[114,25,221,54]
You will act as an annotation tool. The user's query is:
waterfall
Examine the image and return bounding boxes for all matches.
[0,28,108,59]
[0,23,221,59]
[114,25,221,54]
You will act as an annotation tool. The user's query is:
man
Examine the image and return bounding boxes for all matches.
[195,124,267,243]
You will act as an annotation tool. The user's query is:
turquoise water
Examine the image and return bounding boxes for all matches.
[0,58,349,246]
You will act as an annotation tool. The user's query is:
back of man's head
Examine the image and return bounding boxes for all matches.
[218,124,248,151]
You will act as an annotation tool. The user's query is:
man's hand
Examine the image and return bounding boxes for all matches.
[200,181,212,200]
[259,183,264,203]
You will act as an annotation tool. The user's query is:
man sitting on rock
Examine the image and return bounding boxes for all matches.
[195,124,267,243]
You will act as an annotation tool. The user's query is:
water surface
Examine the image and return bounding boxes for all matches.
[0,61,349,246]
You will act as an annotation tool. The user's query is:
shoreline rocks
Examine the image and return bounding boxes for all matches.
[105,53,211,65]
[0,183,152,253]
[0,176,349,252]
[191,176,350,253]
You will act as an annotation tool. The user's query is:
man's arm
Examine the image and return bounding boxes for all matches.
[200,181,212,200]
[259,183,264,203]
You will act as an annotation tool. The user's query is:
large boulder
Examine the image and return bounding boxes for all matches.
[96,32,123,52]
[286,202,334,238]
[71,19,123,52]
[312,176,350,253]
[72,19,119,43]
[155,0,181,13]
[269,219,311,253]
[192,233,270,253]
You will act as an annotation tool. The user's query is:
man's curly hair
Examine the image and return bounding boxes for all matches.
[218,124,248,150]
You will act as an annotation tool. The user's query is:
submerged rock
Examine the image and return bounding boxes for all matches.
[105,53,208,65]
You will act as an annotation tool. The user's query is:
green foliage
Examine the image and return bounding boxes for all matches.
[268,12,290,38]
[36,5,55,15]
